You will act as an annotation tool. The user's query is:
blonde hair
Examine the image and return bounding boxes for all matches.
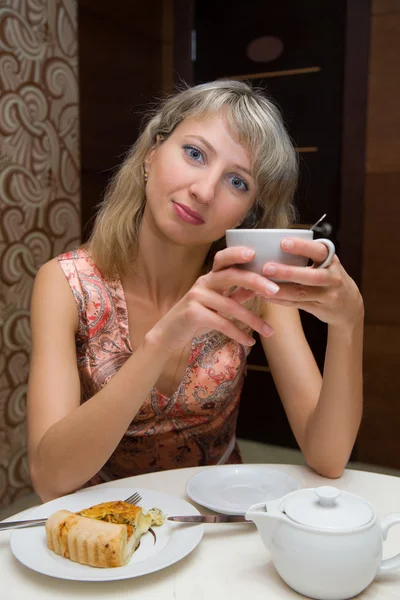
[88,80,298,279]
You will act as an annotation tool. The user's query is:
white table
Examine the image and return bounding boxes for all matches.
[1,464,400,599]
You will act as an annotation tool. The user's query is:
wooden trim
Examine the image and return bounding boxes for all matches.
[173,0,194,85]
[228,66,321,81]
[339,0,371,286]
[162,0,174,94]
[295,147,319,153]
[247,364,271,373]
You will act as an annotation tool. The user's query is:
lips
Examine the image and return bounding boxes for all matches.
[172,201,205,225]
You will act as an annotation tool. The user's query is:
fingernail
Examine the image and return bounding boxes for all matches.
[263,324,273,336]
[247,337,256,346]
[263,264,276,275]
[282,239,294,250]
[243,249,255,258]
[266,281,280,294]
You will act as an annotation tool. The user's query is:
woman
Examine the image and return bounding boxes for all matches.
[27,80,364,502]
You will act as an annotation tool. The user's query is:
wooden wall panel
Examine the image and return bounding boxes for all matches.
[372,0,400,14]
[366,10,400,172]
[359,324,400,468]
[361,173,400,324]
[357,0,400,468]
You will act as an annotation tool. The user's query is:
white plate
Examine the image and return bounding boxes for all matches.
[186,465,301,515]
[10,487,203,581]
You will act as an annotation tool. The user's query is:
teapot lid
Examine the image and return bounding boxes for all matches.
[283,486,374,530]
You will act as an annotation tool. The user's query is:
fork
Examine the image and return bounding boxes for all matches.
[0,491,142,532]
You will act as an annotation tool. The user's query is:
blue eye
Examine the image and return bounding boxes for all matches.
[227,174,249,192]
[183,144,205,163]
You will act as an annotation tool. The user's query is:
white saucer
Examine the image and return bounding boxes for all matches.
[186,465,301,515]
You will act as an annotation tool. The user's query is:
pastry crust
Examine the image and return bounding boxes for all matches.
[46,509,129,568]
[46,500,161,568]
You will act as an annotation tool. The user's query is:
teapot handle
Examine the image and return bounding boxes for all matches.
[245,498,283,521]
[377,513,400,574]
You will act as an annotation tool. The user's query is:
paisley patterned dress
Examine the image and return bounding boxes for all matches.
[58,249,250,485]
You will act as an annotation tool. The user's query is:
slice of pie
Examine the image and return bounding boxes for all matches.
[46,500,163,568]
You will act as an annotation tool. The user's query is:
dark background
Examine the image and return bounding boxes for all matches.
[78,0,370,454]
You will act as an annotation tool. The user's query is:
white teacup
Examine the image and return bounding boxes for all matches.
[225,229,335,278]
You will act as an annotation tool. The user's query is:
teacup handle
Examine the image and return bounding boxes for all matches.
[313,238,335,269]
[377,513,400,574]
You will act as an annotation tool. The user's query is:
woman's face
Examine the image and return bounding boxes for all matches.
[143,113,256,247]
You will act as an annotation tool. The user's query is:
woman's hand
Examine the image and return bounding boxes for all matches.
[148,247,279,352]
[261,237,364,330]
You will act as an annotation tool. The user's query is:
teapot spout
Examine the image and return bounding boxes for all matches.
[245,499,284,549]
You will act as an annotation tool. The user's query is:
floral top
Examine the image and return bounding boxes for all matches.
[58,249,250,485]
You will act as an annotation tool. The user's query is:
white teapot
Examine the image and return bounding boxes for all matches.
[245,486,400,600]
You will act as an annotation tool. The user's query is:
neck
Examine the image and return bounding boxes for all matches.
[127,212,211,309]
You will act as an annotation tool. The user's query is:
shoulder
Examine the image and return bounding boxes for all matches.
[34,256,68,287]
[57,247,96,274]
[57,247,111,289]
[32,256,80,333]
[34,247,91,295]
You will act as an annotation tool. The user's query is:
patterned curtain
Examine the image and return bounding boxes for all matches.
[0,0,80,507]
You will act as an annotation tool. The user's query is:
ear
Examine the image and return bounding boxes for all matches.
[144,135,164,170]
[144,147,156,172]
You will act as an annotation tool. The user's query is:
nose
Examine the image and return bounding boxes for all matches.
[189,174,218,205]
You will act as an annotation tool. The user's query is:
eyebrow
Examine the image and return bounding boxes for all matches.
[184,135,253,178]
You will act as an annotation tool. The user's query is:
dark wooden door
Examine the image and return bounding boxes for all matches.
[174,0,370,450]
[78,0,165,241]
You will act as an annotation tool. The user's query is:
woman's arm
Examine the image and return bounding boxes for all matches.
[28,260,173,501]
[260,303,363,478]
[305,317,363,477]
[259,238,364,478]
[28,249,278,501]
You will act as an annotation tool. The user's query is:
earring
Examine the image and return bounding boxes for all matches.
[144,170,148,183]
